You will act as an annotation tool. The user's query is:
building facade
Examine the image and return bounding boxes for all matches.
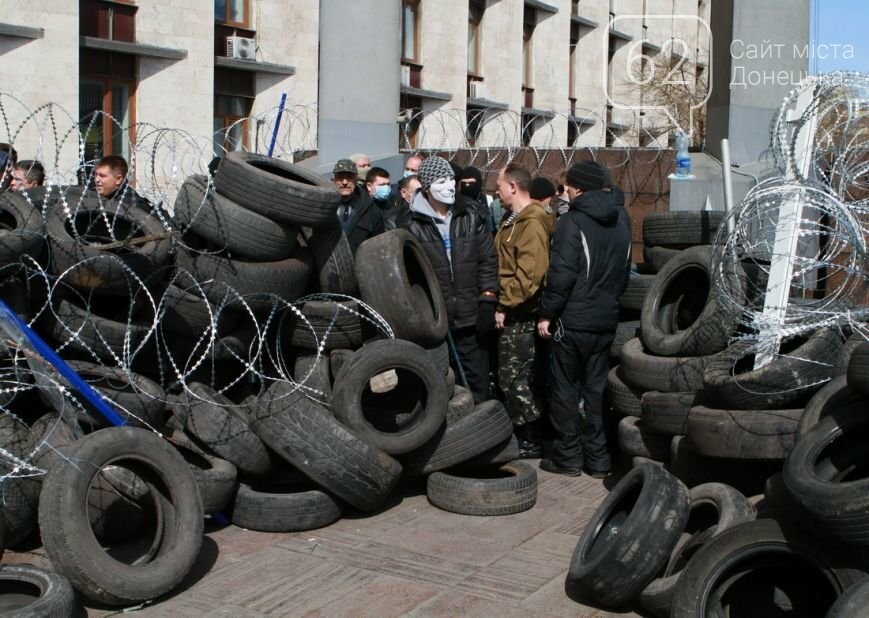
[0,0,709,187]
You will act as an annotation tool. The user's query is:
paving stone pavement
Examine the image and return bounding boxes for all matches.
[5,458,645,617]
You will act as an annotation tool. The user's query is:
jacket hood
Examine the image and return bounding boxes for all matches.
[569,189,619,224]
[410,190,448,220]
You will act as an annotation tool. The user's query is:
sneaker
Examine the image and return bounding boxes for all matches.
[517,438,543,459]
[539,458,582,477]
[584,466,611,479]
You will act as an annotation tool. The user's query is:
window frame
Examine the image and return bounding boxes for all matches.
[215,0,250,28]
[467,1,484,77]
[79,76,137,163]
[522,7,535,89]
[401,0,421,64]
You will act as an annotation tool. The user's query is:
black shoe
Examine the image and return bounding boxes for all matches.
[517,438,543,459]
[583,466,611,479]
[540,458,582,477]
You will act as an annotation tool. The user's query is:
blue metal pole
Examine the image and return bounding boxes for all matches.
[267,93,288,157]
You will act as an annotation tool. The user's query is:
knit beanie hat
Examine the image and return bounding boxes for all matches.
[417,155,455,190]
[566,160,607,192]
[529,177,556,201]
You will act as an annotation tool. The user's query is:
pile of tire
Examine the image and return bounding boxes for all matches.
[608,210,859,496]
[566,461,869,616]
[0,154,536,613]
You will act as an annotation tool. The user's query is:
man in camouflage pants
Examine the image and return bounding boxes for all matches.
[493,163,552,458]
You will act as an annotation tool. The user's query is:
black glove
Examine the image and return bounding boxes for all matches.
[476,300,497,337]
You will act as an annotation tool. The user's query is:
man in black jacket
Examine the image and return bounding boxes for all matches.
[333,158,385,255]
[537,160,631,477]
[394,155,498,403]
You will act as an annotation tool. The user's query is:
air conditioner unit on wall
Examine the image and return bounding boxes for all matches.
[401,65,411,87]
[227,36,256,60]
[469,81,487,100]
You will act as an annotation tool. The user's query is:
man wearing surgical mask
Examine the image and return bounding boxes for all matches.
[365,167,392,210]
[394,156,498,403]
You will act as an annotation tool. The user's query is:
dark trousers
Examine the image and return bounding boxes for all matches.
[547,328,613,470]
[449,326,490,404]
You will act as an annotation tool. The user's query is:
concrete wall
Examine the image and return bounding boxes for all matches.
[318,0,400,165]
[0,3,80,183]
[707,0,810,163]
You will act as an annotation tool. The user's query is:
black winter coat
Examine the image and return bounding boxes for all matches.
[539,189,631,332]
[340,189,385,255]
[394,196,498,329]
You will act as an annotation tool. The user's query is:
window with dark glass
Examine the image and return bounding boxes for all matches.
[215,0,248,26]
[468,1,484,75]
[213,68,254,156]
[80,0,136,42]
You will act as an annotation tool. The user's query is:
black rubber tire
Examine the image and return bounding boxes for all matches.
[426,461,537,516]
[455,434,521,469]
[426,341,451,376]
[167,429,238,515]
[250,381,402,512]
[294,354,332,399]
[833,333,867,377]
[174,243,311,312]
[687,406,803,460]
[702,328,844,410]
[230,477,342,532]
[670,519,863,617]
[639,482,756,617]
[46,198,171,295]
[617,416,672,461]
[329,349,353,381]
[846,341,869,395]
[607,366,644,416]
[784,410,869,544]
[156,273,241,338]
[331,339,448,455]
[0,190,44,266]
[669,436,782,497]
[287,300,365,351]
[399,399,514,476]
[798,375,867,437]
[354,229,448,347]
[619,338,709,392]
[28,414,79,472]
[827,578,869,617]
[214,152,339,227]
[446,385,475,422]
[60,361,165,428]
[179,382,273,477]
[610,320,640,362]
[619,273,655,311]
[0,564,77,617]
[568,464,690,608]
[45,297,153,365]
[38,426,204,605]
[173,174,298,260]
[445,367,456,398]
[0,476,38,549]
[643,245,682,273]
[642,211,725,248]
[641,391,698,436]
[302,225,358,295]
[640,245,737,357]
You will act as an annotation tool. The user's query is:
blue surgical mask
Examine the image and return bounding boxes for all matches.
[373,185,391,201]
[404,169,416,178]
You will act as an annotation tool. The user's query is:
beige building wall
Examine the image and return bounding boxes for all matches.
[0,3,80,183]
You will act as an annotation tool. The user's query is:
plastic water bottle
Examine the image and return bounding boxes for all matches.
[675,131,691,177]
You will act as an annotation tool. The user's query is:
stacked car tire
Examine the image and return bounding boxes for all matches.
[0,156,537,613]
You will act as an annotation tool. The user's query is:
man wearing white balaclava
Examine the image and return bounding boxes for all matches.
[393,155,499,403]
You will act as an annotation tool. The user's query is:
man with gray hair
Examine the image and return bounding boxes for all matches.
[394,155,498,403]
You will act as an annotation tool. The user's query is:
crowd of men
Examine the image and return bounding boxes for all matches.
[334,152,632,478]
[0,142,632,479]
